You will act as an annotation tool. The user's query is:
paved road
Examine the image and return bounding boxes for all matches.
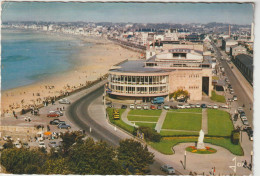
[212,42,253,127]
[66,85,169,175]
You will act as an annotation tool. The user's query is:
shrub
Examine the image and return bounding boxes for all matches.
[138,126,161,142]
[231,130,240,145]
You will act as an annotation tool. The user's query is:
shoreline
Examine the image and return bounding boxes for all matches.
[1,29,141,116]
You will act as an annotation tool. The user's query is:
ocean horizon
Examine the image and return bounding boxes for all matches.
[1,29,89,90]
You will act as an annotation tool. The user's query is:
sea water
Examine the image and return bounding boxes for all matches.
[1,29,87,90]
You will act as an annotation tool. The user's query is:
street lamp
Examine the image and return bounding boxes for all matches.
[184,150,187,170]
[240,125,244,143]
[251,150,253,164]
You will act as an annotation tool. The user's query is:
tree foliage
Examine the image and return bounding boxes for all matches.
[138,126,161,142]
[0,148,46,174]
[0,133,154,175]
[118,139,154,174]
[169,89,189,101]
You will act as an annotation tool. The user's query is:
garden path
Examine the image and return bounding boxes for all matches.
[120,108,134,126]
[201,108,208,134]
[161,129,199,133]
[155,109,167,133]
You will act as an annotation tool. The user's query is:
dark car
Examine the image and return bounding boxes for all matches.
[170,105,178,109]
[178,98,186,103]
[233,114,238,121]
[121,105,127,109]
[201,104,207,108]
[50,119,63,125]
[58,124,71,129]
[106,101,112,108]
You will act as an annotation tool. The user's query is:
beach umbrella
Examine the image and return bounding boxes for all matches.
[44,131,52,136]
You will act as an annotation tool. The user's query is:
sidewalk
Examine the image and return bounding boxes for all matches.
[201,109,208,134]
[154,110,167,133]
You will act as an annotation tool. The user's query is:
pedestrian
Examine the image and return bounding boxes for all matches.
[60,108,62,111]
[28,118,31,122]
[249,163,252,170]
[244,160,247,167]
[63,106,65,110]
[13,110,15,116]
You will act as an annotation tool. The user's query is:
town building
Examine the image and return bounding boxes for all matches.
[107,44,213,101]
[222,38,238,53]
[233,54,253,85]
[230,45,247,57]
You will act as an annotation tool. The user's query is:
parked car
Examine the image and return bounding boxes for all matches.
[150,105,156,110]
[221,104,229,109]
[213,104,218,109]
[39,141,46,148]
[59,98,70,104]
[227,98,233,102]
[233,95,237,101]
[57,121,66,126]
[190,104,196,108]
[207,104,212,108]
[249,133,253,141]
[143,104,149,110]
[163,105,170,110]
[136,104,142,110]
[170,105,178,109]
[121,105,127,109]
[241,118,249,125]
[184,104,191,109]
[47,112,60,118]
[106,101,112,108]
[237,107,244,114]
[49,110,63,116]
[22,142,30,149]
[130,104,135,109]
[14,142,22,149]
[48,141,58,148]
[50,119,63,125]
[177,104,185,109]
[160,165,175,174]
[201,104,207,108]
[195,103,200,108]
[58,124,71,129]
[230,90,234,94]
[157,105,162,110]
[3,135,13,141]
[233,113,238,121]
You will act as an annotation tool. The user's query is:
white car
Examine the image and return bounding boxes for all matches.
[39,142,46,148]
[230,90,234,94]
[58,98,71,104]
[160,165,175,174]
[233,96,237,101]
[136,104,142,110]
[221,104,229,109]
[207,104,212,108]
[14,142,22,149]
[130,104,135,109]
[163,105,170,110]
[184,104,191,108]
[3,135,13,141]
[213,104,218,109]
[195,103,200,108]
[190,104,196,108]
[177,104,185,109]
[143,104,149,110]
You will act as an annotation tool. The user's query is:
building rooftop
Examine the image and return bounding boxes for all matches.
[236,54,253,71]
[109,60,167,73]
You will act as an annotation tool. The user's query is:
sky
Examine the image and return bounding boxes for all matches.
[1,2,254,25]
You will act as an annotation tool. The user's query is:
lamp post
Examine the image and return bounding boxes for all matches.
[240,125,244,143]
[184,150,187,170]
[251,150,253,165]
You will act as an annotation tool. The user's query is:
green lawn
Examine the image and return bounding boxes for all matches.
[169,108,202,113]
[135,122,157,129]
[204,138,243,156]
[207,109,234,137]
[150,138,243,156]
[210,90,226,103]
[128,110,162,116]
[160,130,199,136]
[162,112,202,131]
[107,108,135,134]
[128,115,159,122]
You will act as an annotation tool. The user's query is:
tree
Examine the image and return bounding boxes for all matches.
[169,89,189,101]
[231,129,240,145]
[138,126,161,142]
[68,137,125,175]
[43,158,71,175]
[0,148,46,174]
[117,139,154,174]
[60,131,85,155]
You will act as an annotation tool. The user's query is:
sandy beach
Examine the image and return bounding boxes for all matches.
[1,36,142,117]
